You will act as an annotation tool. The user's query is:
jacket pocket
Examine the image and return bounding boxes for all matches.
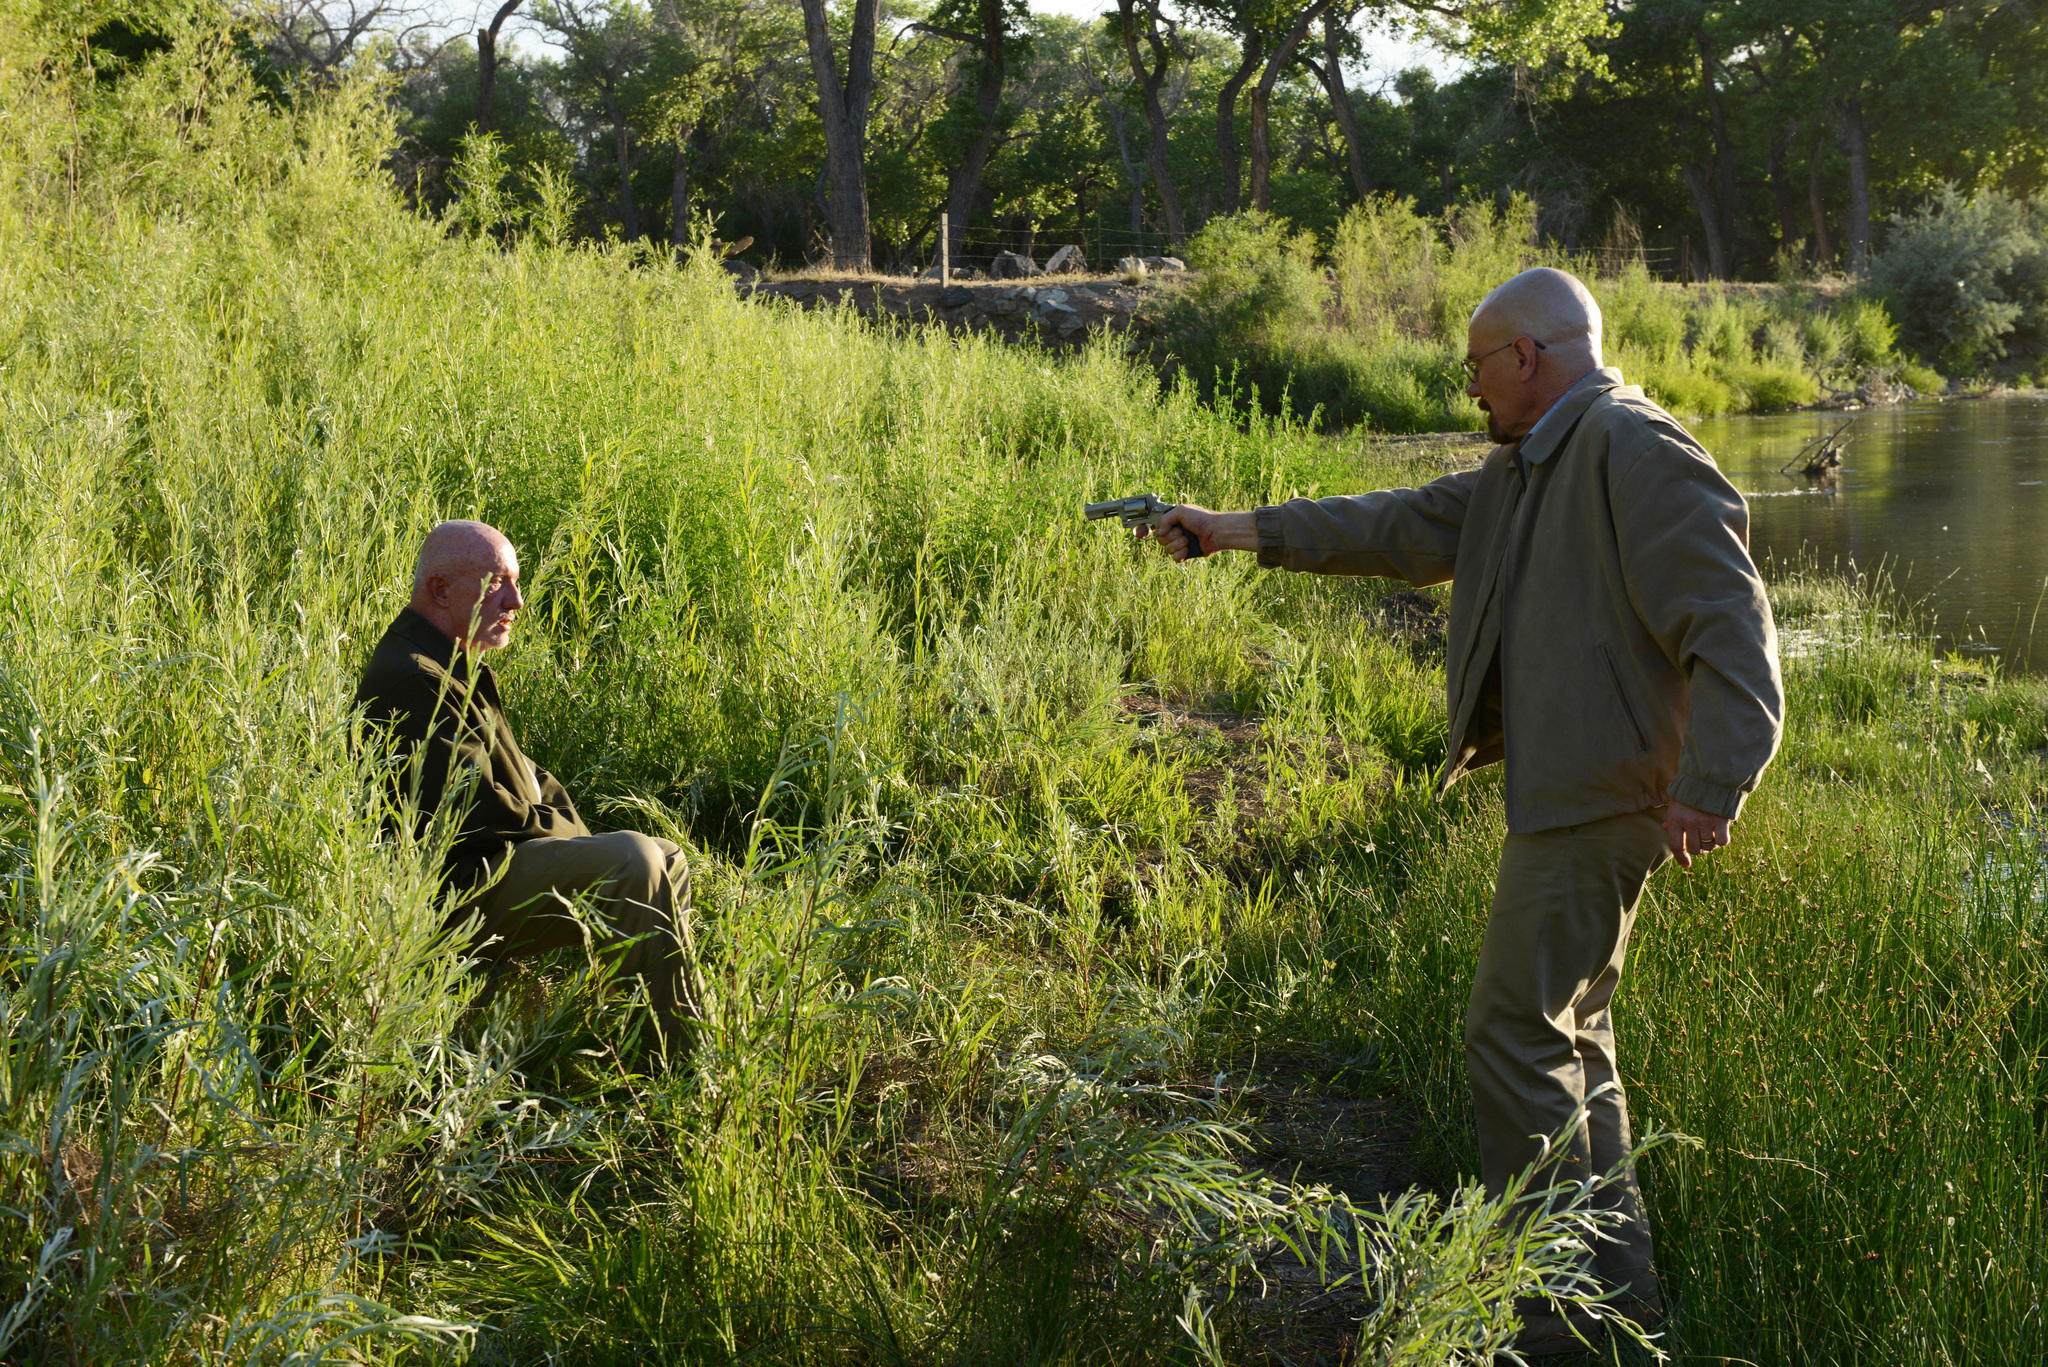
[1599,644,1651,752]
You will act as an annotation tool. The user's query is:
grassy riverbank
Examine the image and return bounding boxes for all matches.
[7,43,2048,1365]
[1156,203,1996,434]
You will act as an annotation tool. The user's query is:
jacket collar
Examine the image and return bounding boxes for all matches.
[1516,366,1623,467]
[393,606,463,670]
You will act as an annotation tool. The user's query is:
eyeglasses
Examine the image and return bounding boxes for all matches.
[1458,336,1547,381]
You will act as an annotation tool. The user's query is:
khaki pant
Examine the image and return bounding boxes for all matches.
[1466,807,1669,1310]
[462,831,698,1045]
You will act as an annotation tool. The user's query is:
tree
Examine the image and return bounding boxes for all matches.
[1201,0,1261,213]
[1246,0,1332,210]
[798,0,883,269]
[1114,0,1186,248]
[1301,6,1370,200]
[476,0,524,132]
[649,0,793,254]
[912,0,1030,267]
[538,0,656,241]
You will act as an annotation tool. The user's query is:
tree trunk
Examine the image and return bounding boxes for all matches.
[1216,32,1261,214]
[1767,125,1801,252]
[1680,163,1726,280]
[1306,9,1370,201]
[1107,102,1144,237]
[475,0,524,133]
[1835,96,1871,273]
[1807,131,1834,267]
[798,0,881,271]
[670,141,691,254]
[603,88,640,241]
[940,0,1009,269]
[1694,30,1739,277]
[1116,0,1185,248]
[1249,0,1332,211]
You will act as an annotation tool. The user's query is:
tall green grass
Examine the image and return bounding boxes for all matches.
[5,17,2047,1364]
[1166,198,1914,431]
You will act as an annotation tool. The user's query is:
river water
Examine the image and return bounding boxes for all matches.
[1693,397,2048,673]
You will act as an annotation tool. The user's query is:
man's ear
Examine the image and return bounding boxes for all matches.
[424,574,451,608]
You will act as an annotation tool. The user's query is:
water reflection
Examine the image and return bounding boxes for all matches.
[1693,397,2048,674]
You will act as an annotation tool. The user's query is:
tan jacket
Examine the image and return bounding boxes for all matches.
[1254,368,1783,833]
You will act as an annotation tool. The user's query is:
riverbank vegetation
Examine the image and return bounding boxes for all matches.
[8,26,2048,1366]
[1155,201,1950,431]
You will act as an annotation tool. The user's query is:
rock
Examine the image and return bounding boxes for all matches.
[1141,255,1185,273]
[937,285,974,308]
[1117,255,1147,277]
[723,259,761,286]
[1045,244,1085,274]
[990,250,1043,280]
[954,265,984,281]
[917,265,945,281]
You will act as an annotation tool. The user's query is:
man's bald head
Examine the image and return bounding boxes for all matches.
[1469,267,1604,370]
[410,520,525,651]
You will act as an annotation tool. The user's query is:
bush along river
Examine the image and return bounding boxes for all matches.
[1697,395,2048,672]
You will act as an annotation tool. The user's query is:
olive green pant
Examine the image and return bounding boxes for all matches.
[463,831,698,1044]
[1466,807,1670,1310]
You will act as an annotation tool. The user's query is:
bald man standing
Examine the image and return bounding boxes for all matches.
[1155,268,1782,1352]
[356,520,697,1050]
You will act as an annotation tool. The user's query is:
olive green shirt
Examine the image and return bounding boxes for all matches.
[355,608,590,895]
[1254,368,1783,833]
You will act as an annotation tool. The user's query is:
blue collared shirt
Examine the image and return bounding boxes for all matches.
[1513,367,1614,485]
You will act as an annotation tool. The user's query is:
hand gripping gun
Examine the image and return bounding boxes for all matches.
[1082,493,1205,558]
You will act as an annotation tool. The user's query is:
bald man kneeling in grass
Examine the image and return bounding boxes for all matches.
[356,521,697,1051]
[1151,269,1784,1354]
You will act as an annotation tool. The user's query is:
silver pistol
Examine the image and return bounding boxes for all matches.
[1082,492,1205,558]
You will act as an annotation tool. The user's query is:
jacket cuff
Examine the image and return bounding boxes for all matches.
[1254,505,1287,568]
[1668,772,1749,820]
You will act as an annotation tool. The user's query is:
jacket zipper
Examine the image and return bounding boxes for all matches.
[1599,644,1651,752]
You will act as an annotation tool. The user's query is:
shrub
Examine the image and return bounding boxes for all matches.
[1596,265,1686,361]
[1900,360,1947,394]
[1727,361,1820,411]
[2003,209,2048,351]
[1762,318,1807,367]
[1630,352,1737,416]
[1331,195,1438,340]
[1837,296,1899,370]
[1180,207,1481,432]
[1868,185,2036,372]
[1175,209,1323,345]
[1692,295,1762,362]
[1430,194,1540,336]
[1799,312,1846,370]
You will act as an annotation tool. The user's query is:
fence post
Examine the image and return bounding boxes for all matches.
[1680,234,1691,286]
[940,212,949,287]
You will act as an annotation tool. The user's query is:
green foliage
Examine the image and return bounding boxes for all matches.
[1900,360,1947,394]
[1870,185,2042,373]
[1628,353,1738,417]
[1837,296,1900,370]
[11,23,2048,1367]
[1164,208,1477,432]
[1597,265,1687,360]
[1178,209,1324,343]
[1725,360,1821,411]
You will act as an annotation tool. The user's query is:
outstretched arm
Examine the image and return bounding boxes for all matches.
[1146,507,1258,560]
[1147,467,1482,584]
